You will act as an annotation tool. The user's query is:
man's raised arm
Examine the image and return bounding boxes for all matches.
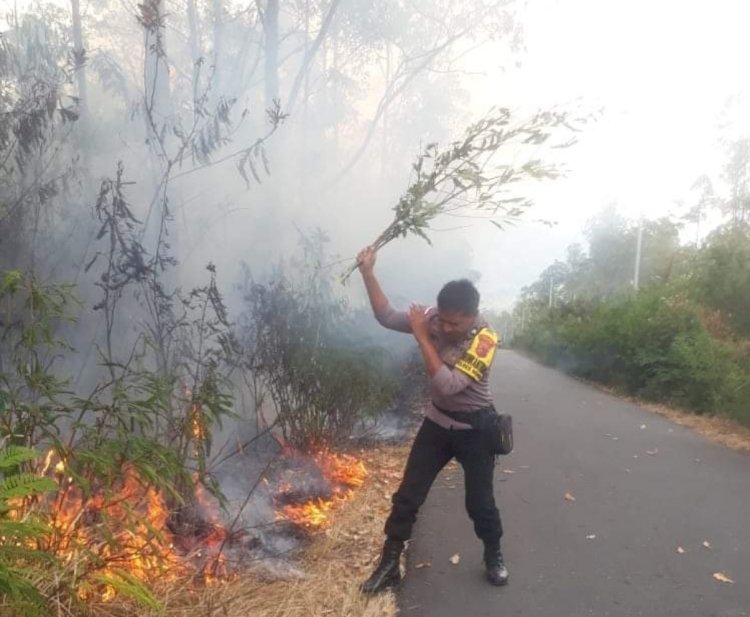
[357,246,412,333]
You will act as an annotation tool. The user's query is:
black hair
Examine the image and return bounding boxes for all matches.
[437,279,480,315]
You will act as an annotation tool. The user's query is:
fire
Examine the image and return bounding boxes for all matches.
[46,461,186,591]
[314,450,367,489]
[24,448,236,600]
[281,498,332,528]
[12,441,369,602]
[185,386,206,442]
[275,450,367,529]
[191,413,206,441]
[190,478,231,582]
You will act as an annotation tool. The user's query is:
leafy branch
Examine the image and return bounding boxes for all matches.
[341,106,593,282]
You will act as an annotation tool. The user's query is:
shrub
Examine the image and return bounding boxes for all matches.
[239,276,399,450]
[516,291,750,424]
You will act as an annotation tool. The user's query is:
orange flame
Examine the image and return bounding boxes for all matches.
[191,477,231,582]
[15,443,368,600]
[25,449,238,600]
[276,450,367,529]
[185,385,206,442]
[48,463,186,591]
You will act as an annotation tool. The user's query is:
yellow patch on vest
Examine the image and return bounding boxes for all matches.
[455,327,498,382]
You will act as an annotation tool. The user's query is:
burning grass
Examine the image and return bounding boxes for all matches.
[1,425,414,616]
[93,443,410,617]
[274,449,368,529]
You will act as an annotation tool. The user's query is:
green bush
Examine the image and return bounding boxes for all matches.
[236,231,401,450]
[0,268,228,611]
[239,276,399,450]
[516,291,750,425]
[651,329,744,411]
[693,223,750,336]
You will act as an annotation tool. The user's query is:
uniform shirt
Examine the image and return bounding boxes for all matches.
[374,303,498,430]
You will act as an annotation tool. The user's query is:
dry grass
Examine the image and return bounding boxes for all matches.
[95,442,411,617]
[636,401,750,453]
[591,382,750,453]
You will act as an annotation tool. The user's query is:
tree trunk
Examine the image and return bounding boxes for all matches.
[261,0,281,218]
[331,34,338,153]
[212,0,223,100]
[380,41,391,180]
[286,0,341,113]
[302,0,310,145]
[186,0,201,102]
[70,0,88,116]
[264,0,279,110]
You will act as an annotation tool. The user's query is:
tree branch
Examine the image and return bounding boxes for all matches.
[325,27,473,188]
[285,0,342,114]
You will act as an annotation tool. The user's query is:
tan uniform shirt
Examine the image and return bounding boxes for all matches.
[374,304,498,430]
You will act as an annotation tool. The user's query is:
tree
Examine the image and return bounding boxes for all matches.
[325,0,522,185]
[0,12,80,273]
[683,174,718,248]
[722,137,750,226]
[515,206,684,317]
[583,206,636,297]
[694,223,750,336]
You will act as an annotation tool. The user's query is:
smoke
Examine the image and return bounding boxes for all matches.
[1,2,587,587]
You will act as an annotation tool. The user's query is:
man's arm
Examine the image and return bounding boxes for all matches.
[408,307,496,397]
[407,304,472,397]
[357,246,412,333]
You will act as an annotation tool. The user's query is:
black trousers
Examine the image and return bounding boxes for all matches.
[384,417,503,544]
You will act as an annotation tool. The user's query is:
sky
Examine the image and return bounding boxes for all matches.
[455,0,750,308]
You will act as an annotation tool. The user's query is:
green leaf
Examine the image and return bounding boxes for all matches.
[1,270,23,295]
[0,474,57,502]
[0,446,40,470]
[0,519,52,542]
[0,544,55,563]
[0,561,48,616]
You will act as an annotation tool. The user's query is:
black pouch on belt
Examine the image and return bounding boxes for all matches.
[433,404,514,455]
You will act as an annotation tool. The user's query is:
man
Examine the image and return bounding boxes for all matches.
[357,246,508,593]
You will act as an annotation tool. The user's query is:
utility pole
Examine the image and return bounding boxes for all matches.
[634,216,644,291]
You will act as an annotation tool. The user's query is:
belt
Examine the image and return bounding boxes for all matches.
[432,402,494,429]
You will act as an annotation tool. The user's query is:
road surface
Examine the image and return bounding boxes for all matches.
[398,350,750,617]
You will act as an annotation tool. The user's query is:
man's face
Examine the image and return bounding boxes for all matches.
[436,308,476,342]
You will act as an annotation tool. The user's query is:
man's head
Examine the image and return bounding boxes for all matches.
[436,279,479,341]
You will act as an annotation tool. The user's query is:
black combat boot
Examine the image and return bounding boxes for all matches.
[483,541,509,586]
[361,538,404,593]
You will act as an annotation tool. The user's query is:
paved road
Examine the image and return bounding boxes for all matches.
[398,350,750,617]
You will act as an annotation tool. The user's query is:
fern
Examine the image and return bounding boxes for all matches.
[0,445,39,470]
[0,473,57,502]
[0,561,46,617]
[0,446,56,617]
[0,519,50,540]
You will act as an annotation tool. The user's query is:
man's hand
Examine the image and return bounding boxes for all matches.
[409,304,442,377]
[407,304,431,342]
[357,246,377,275]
